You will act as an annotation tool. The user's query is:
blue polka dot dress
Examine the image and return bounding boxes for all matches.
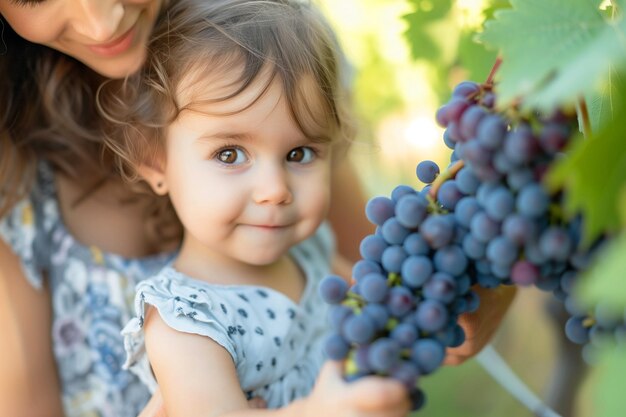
[122,223,334,408]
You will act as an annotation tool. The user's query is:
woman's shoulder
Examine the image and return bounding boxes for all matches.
[0,162,59,289]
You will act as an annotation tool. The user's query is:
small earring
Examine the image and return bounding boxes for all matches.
[156,181,164,190]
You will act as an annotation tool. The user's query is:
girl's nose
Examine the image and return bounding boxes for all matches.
[72,0,125,43]
[252,164,293,206]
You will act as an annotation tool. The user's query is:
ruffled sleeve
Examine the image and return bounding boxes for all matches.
[0,164,56,290]
[122,270,238,392]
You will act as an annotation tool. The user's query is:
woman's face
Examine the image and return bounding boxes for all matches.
[0,0,163,78]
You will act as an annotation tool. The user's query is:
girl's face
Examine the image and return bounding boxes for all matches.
[157,73,333,268]
[0,0,163,78]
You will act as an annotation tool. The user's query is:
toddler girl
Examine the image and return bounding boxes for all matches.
[99,0,411,416]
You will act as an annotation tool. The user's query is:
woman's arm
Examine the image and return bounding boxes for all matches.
[0,240,64,417]
[328,159,374,264]
[143,309,409,417]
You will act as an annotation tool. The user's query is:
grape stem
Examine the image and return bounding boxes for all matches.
[486,56,503,86]
[577,97,592,138]
[476,344,563,417]
[428,160,465,201]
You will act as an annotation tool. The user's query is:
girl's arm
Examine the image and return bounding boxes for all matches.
[0,240,64,417]
[143,309,409,417]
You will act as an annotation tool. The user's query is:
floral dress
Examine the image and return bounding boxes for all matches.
[0,163,175,417]
[122,223,334,409]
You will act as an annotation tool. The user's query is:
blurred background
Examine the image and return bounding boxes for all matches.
[316,0,598,416]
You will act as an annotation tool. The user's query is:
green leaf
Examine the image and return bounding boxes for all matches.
[582,69,624,133]
[547,75,626,241]
[576,232,626,310]
[403,0,453,61]
[478,0,626,113]
[591,347,626,417]
[459,31,499,83]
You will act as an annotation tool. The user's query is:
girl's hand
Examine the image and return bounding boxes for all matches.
[301,361,410,417]
[137,389,268,417]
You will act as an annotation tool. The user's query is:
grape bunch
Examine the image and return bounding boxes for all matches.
[319,79,625,411]
[435,80,623,353]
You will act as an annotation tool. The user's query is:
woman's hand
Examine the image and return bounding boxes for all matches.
[299,361,410,417]
[444,284,517,365]
[138,389,268,417]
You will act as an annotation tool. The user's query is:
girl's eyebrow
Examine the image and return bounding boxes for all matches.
[196,132,252,143]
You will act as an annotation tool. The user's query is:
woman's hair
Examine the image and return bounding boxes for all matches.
[0,18,112,217]
[99,0,355,183]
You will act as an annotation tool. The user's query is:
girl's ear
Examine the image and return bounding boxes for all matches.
[137,162,169,196]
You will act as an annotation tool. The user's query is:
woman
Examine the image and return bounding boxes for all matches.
[0,1,515,416]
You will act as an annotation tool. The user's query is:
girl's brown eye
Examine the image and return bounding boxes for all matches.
[216,148,247,165]
[288,148,304,162]
[287,147,315,163]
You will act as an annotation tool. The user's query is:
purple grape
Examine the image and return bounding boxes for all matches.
[516,183,549,218]
[387,286,416,317]
[362,303,390,330]
[565,316,590,344]
[343,314,376,345]
[390,322,419,348]
[415,300,449,333]
[352,259,383,282]
[381,218,411,245]
[470,212,500,243]
[476,113,507,150]
[390,184,416,202]
[319,275,349,304]
[420,215,454,249]
[395,194,428,228]
[437,180,464,210]
[401,255,434,288]
[510,260,540,286]
[455,168,480,195]
[433,245,468,276]
[365,196,395,226]
[359,234,388,262]
[486,236,518,266]
[459,105,487,141]
[485,187,515,221]
[403,233,430,256]
[368,338,401,373]
[324,333,350,360]
[423,272,457,304]
[416,160,440,183]
[360,273,389,303]
[381,245,408,273]
[411,339,445,374]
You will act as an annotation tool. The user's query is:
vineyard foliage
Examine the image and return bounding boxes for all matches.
[404,0,626,415]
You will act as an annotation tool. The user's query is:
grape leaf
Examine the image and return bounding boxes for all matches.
[592,347,626,417]
[576,231,626,310]
[582,69,624,133]
[403,0,453,61]
[478,0,626,113]
[547,91,626,241]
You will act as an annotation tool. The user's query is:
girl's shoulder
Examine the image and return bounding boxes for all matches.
[0,162,59,289]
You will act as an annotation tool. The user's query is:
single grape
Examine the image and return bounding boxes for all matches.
[381,245,408,273]
[319,275,349,304]
[343,314,376,345]
[368,338,401,373]
[324,333,350,360]
[415,300,449,333]
[359,234,388,263]
[401,255,434,288]
[433,245,468,276]
[381,218,410,245]
[365,196,395,226]
[416,160,440,184]
[411,339,445,374]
